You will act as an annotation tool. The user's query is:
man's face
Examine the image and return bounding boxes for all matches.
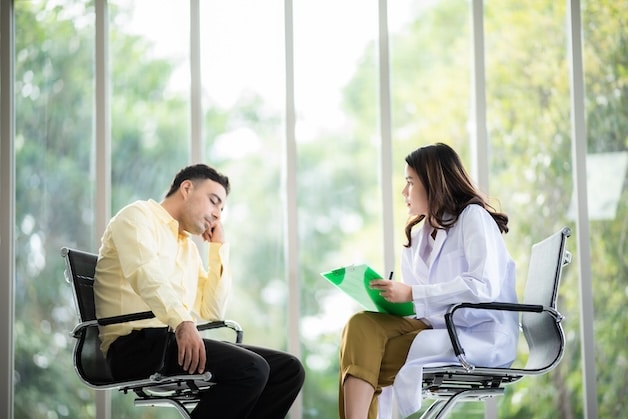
[179,179,227,235]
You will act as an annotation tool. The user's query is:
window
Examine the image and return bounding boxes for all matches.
[6,1,623,417]
[14,1,97,417]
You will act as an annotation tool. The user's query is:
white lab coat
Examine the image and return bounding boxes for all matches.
[379,204,519,418]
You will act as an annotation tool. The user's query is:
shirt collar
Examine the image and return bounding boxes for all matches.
[147,199,189,238]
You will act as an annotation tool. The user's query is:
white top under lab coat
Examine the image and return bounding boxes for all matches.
[379,204,519,418]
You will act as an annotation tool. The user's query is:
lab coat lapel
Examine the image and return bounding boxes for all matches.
[426,228,447,274]
[412,226,430,275]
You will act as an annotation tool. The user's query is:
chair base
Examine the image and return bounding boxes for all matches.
[122,373,213,419]
[419,366,525,418]
[420,388,504,419]
[135,397,198,419]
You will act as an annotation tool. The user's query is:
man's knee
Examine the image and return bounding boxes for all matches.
[244,352,271,386]
[285,354,305,387]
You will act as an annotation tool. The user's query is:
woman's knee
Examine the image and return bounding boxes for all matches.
[342,311,381,339]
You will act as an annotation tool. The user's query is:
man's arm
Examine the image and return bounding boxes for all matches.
[195,220,232,321]
[108,204,195,330]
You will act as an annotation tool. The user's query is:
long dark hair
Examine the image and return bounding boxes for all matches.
[403,143,508,247]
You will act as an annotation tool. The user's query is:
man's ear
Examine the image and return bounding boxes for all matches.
[180,179,193,198]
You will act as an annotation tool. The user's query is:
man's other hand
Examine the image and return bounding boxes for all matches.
[174,321,206,374]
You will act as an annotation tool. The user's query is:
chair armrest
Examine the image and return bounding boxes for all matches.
[71,319,99,338]
[197,320,244,343]
[444,302,563,372]
[70,311,156,338]
[77,311,244,343]
[97,311,155,326]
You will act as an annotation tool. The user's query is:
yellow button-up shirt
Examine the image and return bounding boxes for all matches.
[94,199,231,355]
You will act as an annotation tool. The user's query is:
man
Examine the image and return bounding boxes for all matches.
[94,163,305,418]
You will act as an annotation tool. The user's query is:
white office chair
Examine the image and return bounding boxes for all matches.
[419,227,572,418]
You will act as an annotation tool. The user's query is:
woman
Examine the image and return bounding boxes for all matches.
[339,143,518,418]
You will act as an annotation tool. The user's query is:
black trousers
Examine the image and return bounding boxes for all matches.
[107,328,305,419]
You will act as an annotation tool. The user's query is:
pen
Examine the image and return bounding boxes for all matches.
[388,271,394,280]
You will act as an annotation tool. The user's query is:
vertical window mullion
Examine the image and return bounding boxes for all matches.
[378,0,395,274]
[0,0,16,416]
[566,1,598,417]
[190,0,202,163]
[94,0,112,416]
[283,0,301,417]
[470,0,489,192]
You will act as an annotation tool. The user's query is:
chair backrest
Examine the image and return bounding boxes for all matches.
[62,247,115,386]
[521,227,571,372]
[63,247,98,322]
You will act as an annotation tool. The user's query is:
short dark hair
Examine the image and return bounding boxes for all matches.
[165,164,230,197]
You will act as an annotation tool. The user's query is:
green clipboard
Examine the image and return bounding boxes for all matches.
[320,264,415,316]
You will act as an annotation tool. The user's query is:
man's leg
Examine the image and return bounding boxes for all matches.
[108,330,303,418]
[239,344,305,419]
[107,328,171,380]
[184,340,272,419]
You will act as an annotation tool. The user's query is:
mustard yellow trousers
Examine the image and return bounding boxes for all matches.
[339,311,429,419]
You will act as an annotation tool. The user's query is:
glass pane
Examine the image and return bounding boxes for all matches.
[484,1,576,417]
[293,0,380,415]
[388,1,473,416]
[198,0,287,351]
[14,0,97,417]
[108,1,191,416]
[109,0,190,212]
[582,1,627,418]
[389,0,472,248]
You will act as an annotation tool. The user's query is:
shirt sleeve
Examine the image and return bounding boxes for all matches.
[109,204,194,330]
[195,242,232,320]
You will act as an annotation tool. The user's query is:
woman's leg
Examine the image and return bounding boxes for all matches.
[343,375,376,419]
[339,312,428,419]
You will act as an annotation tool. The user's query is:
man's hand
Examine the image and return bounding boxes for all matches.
[370,279,413,303]
[174,321,206,374]
[202,219,225,243]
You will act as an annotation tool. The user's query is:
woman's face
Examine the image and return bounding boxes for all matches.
[402,164,428,217]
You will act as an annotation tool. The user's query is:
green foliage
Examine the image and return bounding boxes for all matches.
[343,0,626,417]
[12,0,625,418]
[13,1,188,417]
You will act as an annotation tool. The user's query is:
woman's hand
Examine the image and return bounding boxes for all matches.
[370,279,413,303]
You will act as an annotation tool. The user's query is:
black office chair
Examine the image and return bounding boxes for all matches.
[419,227,572,418]
[62,247,244,418]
